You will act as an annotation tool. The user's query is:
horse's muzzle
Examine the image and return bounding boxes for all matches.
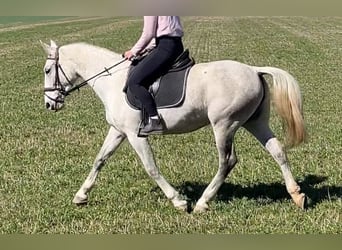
[45,101,63,111]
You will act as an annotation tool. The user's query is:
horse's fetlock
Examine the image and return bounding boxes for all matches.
[288,185,301,195]
[148,169,160,179]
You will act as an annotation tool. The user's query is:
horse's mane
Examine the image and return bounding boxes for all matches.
[61,42,121,61]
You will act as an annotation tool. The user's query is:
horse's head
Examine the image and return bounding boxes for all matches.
[40,40,78,111]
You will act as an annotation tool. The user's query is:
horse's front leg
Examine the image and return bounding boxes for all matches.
[127,134,187,211]
[73,126,126,205]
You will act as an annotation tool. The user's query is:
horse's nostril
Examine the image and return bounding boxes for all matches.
[46,102,51,109]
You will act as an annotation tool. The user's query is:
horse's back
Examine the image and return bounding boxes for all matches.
[186,60,263,108]
[159,59,265,133]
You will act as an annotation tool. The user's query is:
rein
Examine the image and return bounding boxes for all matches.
[63,58,127,96]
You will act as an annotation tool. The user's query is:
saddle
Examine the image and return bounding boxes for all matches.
[124,49,195,111]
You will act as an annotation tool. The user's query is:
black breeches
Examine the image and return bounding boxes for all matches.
[127,36,184,117]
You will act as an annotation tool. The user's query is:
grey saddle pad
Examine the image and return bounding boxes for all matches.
[126,66,192,110]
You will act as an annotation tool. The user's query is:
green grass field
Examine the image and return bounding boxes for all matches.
[0,16,341,233]
[0,16,70,25]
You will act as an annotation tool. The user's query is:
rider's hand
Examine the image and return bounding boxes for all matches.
[124,50,134,60]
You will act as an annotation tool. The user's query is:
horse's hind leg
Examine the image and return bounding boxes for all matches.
[194,122,238,213]
[244,120,307,209]
[73,126,125,205]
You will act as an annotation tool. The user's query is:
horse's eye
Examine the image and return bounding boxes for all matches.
[45,68,51,74]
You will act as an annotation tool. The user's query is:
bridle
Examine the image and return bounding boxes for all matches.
[44,48,127,104]
[43,55,70,104]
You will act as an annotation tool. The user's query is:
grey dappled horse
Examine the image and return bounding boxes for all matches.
[41,41,307,212]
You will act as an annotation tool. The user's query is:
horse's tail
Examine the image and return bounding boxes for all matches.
[253,66,307,147]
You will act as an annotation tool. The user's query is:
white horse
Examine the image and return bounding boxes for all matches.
[41,40,307,212]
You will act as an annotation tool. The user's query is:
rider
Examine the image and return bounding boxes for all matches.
[124,16,184,135]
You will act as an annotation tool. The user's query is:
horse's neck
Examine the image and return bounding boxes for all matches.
[62,44,129,105]
[63,43,124,75]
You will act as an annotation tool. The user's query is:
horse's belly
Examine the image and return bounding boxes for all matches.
[161,107,210,134]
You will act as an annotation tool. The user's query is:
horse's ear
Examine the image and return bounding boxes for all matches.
[40,40,50,54]
[50,40,58,48]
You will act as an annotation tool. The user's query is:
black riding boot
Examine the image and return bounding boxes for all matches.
[139,116,164,136]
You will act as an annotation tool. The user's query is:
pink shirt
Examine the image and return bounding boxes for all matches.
[131,16,183,55]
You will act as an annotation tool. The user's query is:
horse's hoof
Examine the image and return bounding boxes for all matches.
[300,194,309,210]
[173,199,188,212]
[292,192,307,210]
[73,194,88,205]
[193,203,209,213]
